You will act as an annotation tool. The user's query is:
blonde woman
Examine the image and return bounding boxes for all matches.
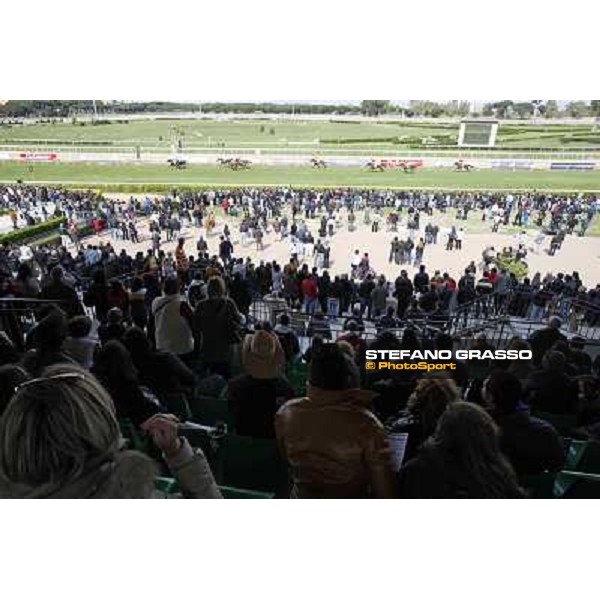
[0,364,221,499]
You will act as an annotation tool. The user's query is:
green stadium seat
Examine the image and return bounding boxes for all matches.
[154,479,274,499]
[554,471,600,499]
[570,440,600,475]
[287,361,309,397]
[154,477,179,495]
[219,486,275,499]
[118,418,152,454]
[215,433,289,496]
[522,472,557,499]
[564,439,587,470]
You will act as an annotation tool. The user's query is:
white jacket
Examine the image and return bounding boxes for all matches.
[152,294,194,355]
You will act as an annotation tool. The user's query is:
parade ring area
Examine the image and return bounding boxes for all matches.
[76,193,600,288]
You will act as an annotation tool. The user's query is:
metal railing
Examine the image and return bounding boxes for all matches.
[248,290,600,345]
[0,297,69,351]
[1,143,599,161]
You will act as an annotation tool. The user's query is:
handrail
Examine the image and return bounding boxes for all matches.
[0,297,68,305]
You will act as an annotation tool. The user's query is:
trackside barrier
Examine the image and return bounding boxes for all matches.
[550,162,596,171]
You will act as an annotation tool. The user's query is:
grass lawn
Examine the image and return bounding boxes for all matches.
[1,119,599,150]
[1,161,600,192]
[0,119,447,146]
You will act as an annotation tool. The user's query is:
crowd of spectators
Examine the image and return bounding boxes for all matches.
[0,184,598,498]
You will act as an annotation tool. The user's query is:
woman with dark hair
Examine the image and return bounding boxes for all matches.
[365,331,414,420]
[275,338,396,498]
[388,376,461,462]
[92,340,161,426]
[398,402,525,498]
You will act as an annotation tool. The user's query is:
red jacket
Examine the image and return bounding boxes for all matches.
[301,277,318,300]
[444,277,457,292]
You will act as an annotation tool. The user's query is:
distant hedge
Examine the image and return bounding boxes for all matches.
[0,217,66,246]
[53,182,599,195]
[30,233,61,248]
[0,139,115,146]
[320,135,456,145]
[321,137,401,144]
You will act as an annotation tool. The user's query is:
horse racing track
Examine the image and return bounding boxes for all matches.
[1,162,600,191]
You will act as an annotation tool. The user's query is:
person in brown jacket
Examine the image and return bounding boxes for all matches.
[275,338,396,499]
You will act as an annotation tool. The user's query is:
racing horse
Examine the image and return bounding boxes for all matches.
[366,159,385,171]
[310,157,327,169]
[167,158,187,169]
[219,157,252,170]
[231,158,252,170]
[454,160,475,172]
[398,161,417,173]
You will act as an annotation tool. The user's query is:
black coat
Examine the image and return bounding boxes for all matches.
[528,327,567,366]
[227,374,294,438]
[496,409,565,478]
[525,369,577,414]
[41,281,84,318]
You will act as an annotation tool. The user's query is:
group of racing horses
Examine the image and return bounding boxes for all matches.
[167,156,475,173]
[217,157,253,170]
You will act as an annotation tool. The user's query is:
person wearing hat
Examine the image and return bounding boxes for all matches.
[275,338,396,499]
[226,330,293,439]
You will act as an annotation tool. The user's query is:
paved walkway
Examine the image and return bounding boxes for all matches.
[82,207,600,287]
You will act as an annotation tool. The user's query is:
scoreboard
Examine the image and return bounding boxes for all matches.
[458,120,498,147]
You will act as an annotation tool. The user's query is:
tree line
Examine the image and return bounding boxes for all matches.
[1,100,599,119]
